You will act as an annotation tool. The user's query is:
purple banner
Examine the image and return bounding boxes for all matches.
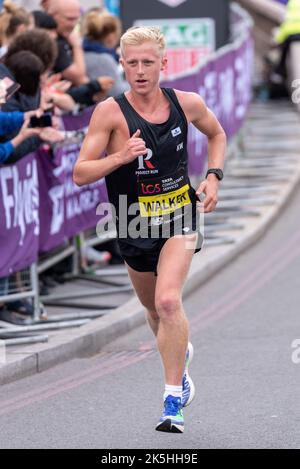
[37,143,108,254]
[36,108,109,253]
[0,153,39,277]
[61,105,95,131]
[162,33,253,175]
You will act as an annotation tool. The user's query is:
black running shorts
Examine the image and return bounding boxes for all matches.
[118,232,202,276]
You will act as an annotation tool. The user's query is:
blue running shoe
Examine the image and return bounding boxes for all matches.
[182,342,195,407]
[155,395,184,433]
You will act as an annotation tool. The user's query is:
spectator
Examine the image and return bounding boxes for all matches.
[46,0,89,86]
[5,50,44,98]
[31,10,114,108]
[0,50,64,161]
[82,9,121,62]
[67,75,114,106]
[32,9,58,40]
[0,27,104,112]
[0,0,33,58]
[0,74,42,162]
[41,73,78,114]
[273,0,300,80]
[0,107,42,163]
[4,27,58,77]
[82,11,129,96]
[1,28,58,113]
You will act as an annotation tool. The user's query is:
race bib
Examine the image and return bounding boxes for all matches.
[138,169,191,218]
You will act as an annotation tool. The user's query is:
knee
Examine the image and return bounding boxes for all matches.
[155,291,182,319]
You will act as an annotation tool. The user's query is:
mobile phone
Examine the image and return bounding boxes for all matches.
[30,113,53,128]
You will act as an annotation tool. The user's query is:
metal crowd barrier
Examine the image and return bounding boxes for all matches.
[39,228,132,313]
[0,227,132,346]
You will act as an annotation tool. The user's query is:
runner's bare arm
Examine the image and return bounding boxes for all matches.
[176,90,227,213]
[178,91,226,171]
[73,100,147,186]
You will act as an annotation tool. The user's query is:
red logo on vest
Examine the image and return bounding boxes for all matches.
[138,149,155,170]
[141,183,161,194]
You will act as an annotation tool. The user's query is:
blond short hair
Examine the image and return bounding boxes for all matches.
[120,26,166,56]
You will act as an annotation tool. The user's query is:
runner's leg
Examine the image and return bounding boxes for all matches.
[125,264,159,336]
[155,234,198,386]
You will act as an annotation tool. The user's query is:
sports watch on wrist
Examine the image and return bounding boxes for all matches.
[205,168,224,181]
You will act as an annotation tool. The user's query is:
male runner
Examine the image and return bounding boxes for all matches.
[74,26,226,433]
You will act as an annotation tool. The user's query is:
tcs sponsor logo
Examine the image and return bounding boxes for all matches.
[141,183,161,195]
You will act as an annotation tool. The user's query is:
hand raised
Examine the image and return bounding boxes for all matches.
[118,129,148,165]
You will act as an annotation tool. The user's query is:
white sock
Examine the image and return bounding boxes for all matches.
[164,384,183,402]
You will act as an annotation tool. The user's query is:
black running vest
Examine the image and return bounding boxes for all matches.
[105,88,199,246]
